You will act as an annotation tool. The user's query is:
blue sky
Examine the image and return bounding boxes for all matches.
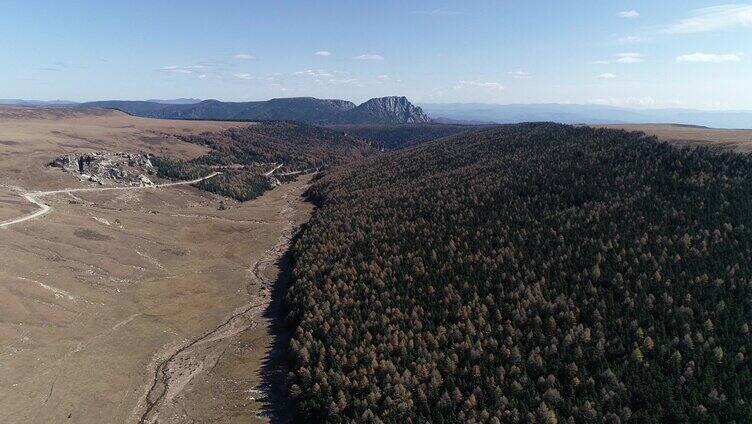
[2,1,752,109]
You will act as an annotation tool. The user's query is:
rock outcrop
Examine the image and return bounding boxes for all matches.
[343,96,431,124]
[50,152,156,186]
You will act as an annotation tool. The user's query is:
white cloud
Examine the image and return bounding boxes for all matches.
[328,77,361,85]
[292,69,362,86]
[454,80,505,91]
[593,53,643,65]
[159,65,209,75]
[599,73,617,79]
[508,70,531,79]
[375,74,402,83]
[314,50,331,56]
[619,10,640,18]
[233,73,253,80]
[294,69,333,77]
[616,52,643,63]
[665,4,752,34]
[676,52,742,63]
[233,53,255,60]
[354,53,384,61]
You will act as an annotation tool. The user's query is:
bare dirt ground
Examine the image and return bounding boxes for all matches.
[0,107,312,423]
[598,123,752,152]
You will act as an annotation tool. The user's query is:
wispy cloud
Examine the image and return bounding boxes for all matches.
[292,69,362,86]
[411,9,459,16]
[616,52,643,63]
[233,53,255,60]
[159,65,210,75]
[676,52,742,63]
[39,61,67,71]
[619,10,640,19]
[593,53,643,65]
[314,50,331,56]
[599,73,617,80]
[665,4,752,34]
[375,74,402,83]
[508,70,531,79]
[328,77,361,85]
[233,73,278,81]
[454,80,505,91]
[618,35,647,44]
[354,53,384,61]
[294,69,333,77]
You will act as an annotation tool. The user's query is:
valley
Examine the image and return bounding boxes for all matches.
[5,2,752,422]
[1,104,752,423]
[0,107,313,423]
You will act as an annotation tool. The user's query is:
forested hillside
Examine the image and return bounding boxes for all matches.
[327,123,478,150]
[286,123,752,422]
[154,121,369,201]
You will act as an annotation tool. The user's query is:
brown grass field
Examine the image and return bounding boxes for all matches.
[0,107,312,423]
[598,123,752,152]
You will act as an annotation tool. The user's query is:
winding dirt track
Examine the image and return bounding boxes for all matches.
[264,164,283,177]
[0,172,221,229]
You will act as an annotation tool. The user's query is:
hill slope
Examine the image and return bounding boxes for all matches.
[81,96,430,125]
[153,121,370,201]
[286,123,752,422]
[327,123,479,150]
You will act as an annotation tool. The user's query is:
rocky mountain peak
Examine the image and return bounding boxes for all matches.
[351,96,431,123]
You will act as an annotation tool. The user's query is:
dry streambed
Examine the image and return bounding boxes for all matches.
[136,189,303,424]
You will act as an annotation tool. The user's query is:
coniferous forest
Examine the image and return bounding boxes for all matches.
[152,121,370,201]
[326,123,477,150]
[285,123,752,423]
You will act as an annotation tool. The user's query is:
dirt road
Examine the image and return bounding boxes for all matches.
[0,173,221,229]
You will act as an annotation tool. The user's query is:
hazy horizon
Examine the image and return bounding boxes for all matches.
[3,1,752,109]
[6,96,752,113]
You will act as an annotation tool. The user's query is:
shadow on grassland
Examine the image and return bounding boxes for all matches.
[257,246,297,423]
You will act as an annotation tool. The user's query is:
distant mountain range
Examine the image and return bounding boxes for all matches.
[0,99,79,107]
[78,96,431,125]
[3,97,752,128]
[144,98,202,105]
[420,103,752,129]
